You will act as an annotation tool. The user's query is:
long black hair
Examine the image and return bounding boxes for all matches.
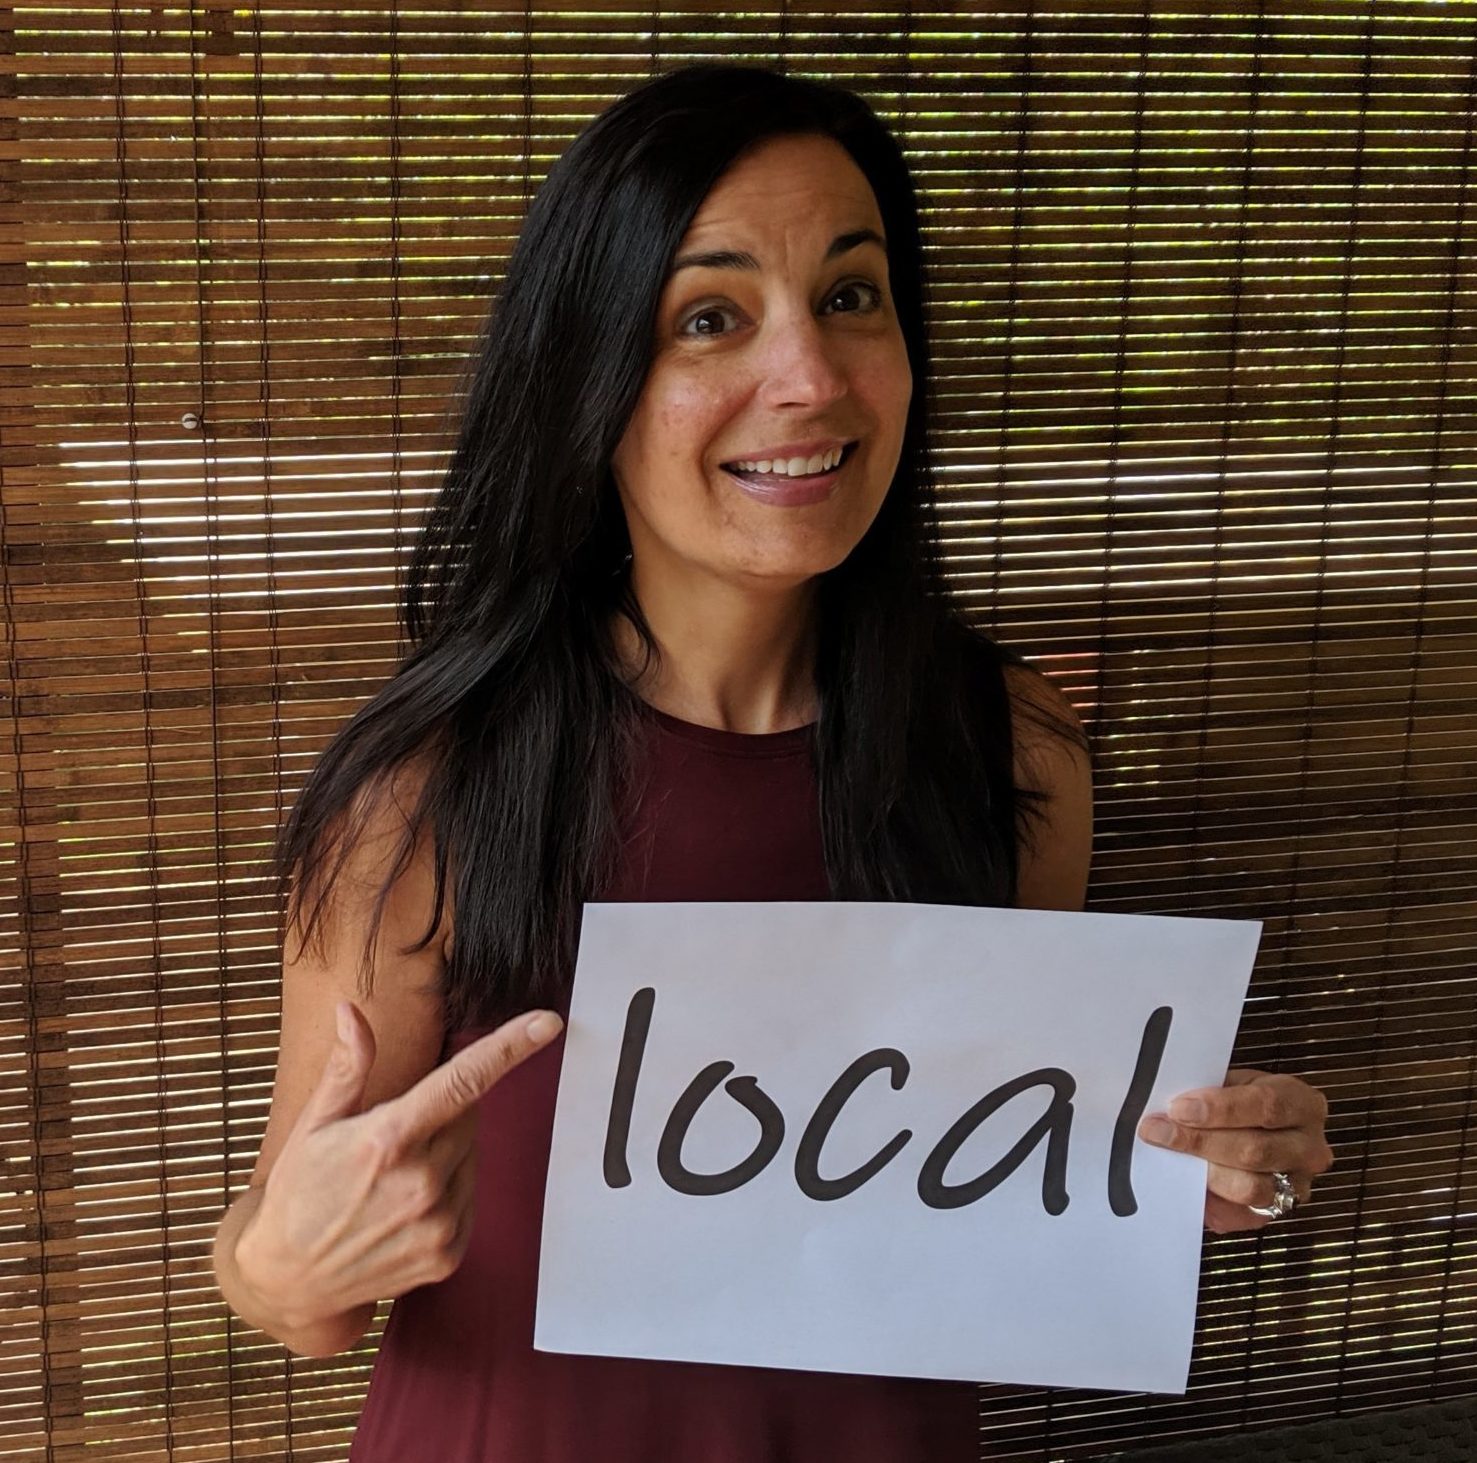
[271,62,1089,1032]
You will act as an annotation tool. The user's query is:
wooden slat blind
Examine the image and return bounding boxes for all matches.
[3,1,1474,1458]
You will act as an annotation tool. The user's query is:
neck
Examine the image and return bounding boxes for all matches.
[611,557,820,735]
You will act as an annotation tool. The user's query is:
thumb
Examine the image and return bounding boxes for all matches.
[298,1000,377,1132]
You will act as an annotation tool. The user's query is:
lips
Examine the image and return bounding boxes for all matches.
[722,441,858,480]
[720,441,857,507]
[720,439,857,473]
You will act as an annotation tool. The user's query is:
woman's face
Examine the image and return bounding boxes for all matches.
[610,132,913,594]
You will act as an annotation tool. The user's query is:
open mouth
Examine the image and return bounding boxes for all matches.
[720,440,859,485]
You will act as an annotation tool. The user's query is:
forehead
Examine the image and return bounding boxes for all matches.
[675,134,884,251]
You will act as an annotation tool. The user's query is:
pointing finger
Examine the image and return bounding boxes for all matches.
[383,1009,563,1145]
[423,1103,480,1181]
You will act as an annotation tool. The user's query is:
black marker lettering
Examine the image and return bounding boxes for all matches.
[1108,1005,1174,1217]
[918,1068,1075,1214]
[606,988,1168,1219]
[795,1048,914,1201]
[602,985,656,1189]
[657,1062,786,1196]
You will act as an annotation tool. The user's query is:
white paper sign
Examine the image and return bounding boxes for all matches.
[535,901,1259,1395]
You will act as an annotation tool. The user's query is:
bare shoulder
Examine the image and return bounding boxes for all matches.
[1001,659,1091,773]
[319,751,456,966]
[250,752,452,1185]
[1001,659,1094,911]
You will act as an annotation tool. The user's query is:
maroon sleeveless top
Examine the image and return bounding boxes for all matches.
[348,701,1001,1461]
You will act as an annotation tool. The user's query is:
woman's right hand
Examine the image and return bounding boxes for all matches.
[233,999,563,1332]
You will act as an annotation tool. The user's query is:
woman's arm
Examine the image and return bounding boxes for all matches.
[1000,660,1334,1228]
[212,761,454,1354]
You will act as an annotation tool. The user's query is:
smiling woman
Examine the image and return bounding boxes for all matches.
[609,130,916,726]
[207,60,1162,1463]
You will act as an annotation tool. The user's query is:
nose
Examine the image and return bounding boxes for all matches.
[753,308,849,411]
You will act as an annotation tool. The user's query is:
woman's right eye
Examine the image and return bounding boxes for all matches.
[680,304,737,338]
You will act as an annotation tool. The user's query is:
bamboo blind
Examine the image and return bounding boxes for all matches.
[3,1,1474,1459]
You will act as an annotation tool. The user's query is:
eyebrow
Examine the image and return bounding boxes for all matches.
[668,227,887,276]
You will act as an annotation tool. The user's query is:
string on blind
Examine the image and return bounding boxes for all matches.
[2,2,1474,1460]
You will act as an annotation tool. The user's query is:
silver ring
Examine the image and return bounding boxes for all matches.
[1247,1169,1299,1219]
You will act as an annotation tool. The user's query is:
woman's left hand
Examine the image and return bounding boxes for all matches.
[1137,1068,1335,1233]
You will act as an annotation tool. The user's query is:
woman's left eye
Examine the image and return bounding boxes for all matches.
[679,280,884,338]
[825,280,885,315]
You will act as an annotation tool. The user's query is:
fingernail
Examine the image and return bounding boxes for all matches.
[1170,1097,1207,1124]
[526,1011,563,1041]
[1140,1116,1174,1144]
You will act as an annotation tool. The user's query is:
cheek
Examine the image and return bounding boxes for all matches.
[634,385,735,510]
[621,392,703,481]
[651,378,732,459]
[611,385,739,552]
[861,343,913,433]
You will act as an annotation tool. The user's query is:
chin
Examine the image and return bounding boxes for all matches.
[723,536,865,586]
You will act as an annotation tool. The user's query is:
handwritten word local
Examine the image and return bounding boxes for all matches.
[601,987,1174,1217]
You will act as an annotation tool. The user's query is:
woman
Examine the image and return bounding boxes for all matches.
[211,62,1334,1461]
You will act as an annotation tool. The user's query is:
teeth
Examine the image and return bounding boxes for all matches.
[729,444,846,476]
